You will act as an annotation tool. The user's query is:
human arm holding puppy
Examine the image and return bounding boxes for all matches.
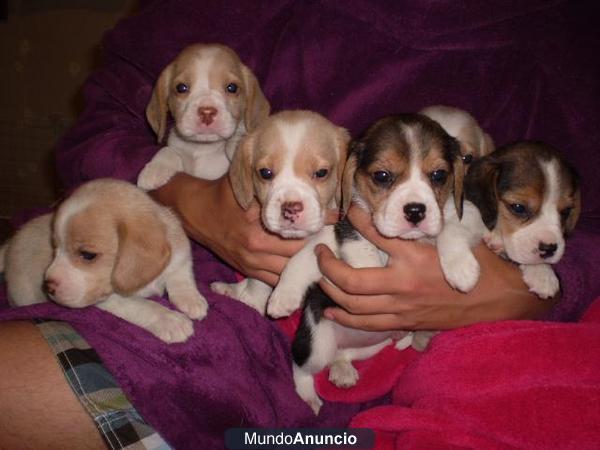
[316,205,554,331]
[151,173,340,287]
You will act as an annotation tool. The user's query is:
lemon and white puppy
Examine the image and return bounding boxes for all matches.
[137,43,270,189]
[0,179,208,343]
[210,110,350,314]
[420,105,494,163]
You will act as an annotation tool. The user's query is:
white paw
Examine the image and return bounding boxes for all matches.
[441,250,480,293]
[148,311,194,343]
[394,332,414,351]
[172,290,208,320]
[307,396,323,415]
[411,331,437,352]
[137,164,175,190]
[521,264,560,299]
[267,285,304,318]
[328,360,359,388]
[210,281,266,314]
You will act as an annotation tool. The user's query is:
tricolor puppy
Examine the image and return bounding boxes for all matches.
[420,105,494,164]
[137,43,270,189]
[458,141,581,298]
[271,114,466,414]
[0,179,208,343]
[210,110,350,313]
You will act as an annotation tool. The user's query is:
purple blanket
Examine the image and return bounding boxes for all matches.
[2,1,600,448]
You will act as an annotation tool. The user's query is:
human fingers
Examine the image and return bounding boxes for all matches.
[317,276,407,315]
[315,245,398,295]
[324,209,341,225]
[247,230,306,258]
[323,307,413,331]
[241,251,290,276]
[244,269,279,287]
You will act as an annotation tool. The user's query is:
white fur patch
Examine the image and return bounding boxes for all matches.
[261,121,324,238]
[505,159,564,264]
[374,154,442,239]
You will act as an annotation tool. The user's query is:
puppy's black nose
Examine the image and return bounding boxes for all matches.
[404,203,426,224]
[539,242,558,259]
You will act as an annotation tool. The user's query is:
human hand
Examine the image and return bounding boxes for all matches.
[151,173,338,286]
[315,205,555,331]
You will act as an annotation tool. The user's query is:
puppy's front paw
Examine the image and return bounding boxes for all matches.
[137,164,175,191]
[307,396,323,415]
[267,285,304,318]
[394,332,414,351]
[148,311,194,343]
[328,360,359,388]
[521,264,560,299]
[440,250,480,293]
[210,281,266,314]
[172,290,208,320]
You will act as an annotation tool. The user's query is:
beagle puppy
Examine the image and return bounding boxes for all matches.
[420,105,494,164]
[455,141,581,298]
[137,43,270,190]
[210,110,350,314]
[0,179,208,343]
[272,114,465,414]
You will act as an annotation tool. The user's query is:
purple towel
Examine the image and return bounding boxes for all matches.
[1,1,600,448]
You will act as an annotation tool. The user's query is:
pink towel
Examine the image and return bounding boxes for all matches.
[348,299,600,449]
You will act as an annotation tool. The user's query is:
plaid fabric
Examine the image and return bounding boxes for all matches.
[35,320,172,450]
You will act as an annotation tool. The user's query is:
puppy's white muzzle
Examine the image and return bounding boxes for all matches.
[177,92,237,142]
[262,181,324,239]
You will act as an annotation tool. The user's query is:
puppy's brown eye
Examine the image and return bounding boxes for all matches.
[372,170,393,185]
[175,83,189,94]
[560,207,573,221]
[258,168,274,180]
[430,170,448,185]
[79,250,97,262]
[226,83,239,94]
[509,203,528,217]
[314,168,329,179]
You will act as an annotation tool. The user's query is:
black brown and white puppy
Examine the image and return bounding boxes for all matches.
[269,114,465,414]
[457,141,581,298]
[210,110,351,313]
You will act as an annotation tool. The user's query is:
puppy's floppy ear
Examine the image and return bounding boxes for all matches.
[333,127,351,213]
[228,132,255,210]
[565,170,581,236]
[449,137,465,220]
[465,155,501,230]
[241,64,270,132]
[112,212,171,295]
[340,140,364,216]
[146,63,174,143]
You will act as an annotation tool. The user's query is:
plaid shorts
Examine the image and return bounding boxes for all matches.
[35,320,172,450]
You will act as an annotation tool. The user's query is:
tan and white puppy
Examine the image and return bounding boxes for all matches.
[284,114,466,414]
[210,110,350,313]
[137,43,270,189]
[420,105,494,164]
[459,141,581,298]
[0,179,208,343]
